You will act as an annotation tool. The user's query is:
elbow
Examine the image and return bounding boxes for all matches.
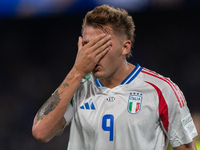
[32,126,51,143]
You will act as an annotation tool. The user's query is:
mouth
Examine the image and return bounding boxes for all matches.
[95,64,99,68]
[93,64,100,71]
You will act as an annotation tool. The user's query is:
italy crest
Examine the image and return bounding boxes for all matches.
[127,93,142,114]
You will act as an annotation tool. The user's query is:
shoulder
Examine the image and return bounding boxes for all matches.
[72,73,96,105]
[138,67,179,92]
[138,67,186,107]
[139,67,172,88]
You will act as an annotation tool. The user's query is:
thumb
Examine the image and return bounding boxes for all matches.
[78,36,83,51]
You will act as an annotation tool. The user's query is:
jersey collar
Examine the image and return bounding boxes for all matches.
[95,64,143,87]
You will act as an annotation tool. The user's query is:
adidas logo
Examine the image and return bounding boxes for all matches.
[80,99,96,110]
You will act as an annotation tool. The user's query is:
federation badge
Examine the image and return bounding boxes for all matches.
[127,92,142,114]
[106,97,115,102]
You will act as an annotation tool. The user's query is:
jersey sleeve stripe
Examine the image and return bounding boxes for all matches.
[142,68,186,107]
[145,81,169,133]
[141,69,185,108]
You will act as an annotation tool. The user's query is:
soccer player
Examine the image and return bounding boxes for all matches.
[32,5,198,150]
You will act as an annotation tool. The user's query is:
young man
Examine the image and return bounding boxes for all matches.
[32,5,198,150]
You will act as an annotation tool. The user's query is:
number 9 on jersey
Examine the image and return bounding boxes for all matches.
[102,114,114,141]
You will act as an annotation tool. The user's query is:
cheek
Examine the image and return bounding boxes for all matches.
[109,44,122,57]
[103,48,120,64]
[100,41,122,64]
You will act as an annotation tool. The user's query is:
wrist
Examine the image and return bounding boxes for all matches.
[70,67,86,80]
[71,66,89,79]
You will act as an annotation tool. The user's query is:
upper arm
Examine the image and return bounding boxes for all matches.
[173,140,197,150]
[157,80,198,147]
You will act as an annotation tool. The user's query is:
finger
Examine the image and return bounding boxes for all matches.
[77,36,83,51]
[96,45,111,60]
[91,35,111,52]
[86,33,106,48]
[93,39,112,56]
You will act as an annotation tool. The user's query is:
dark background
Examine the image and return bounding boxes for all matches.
[0,2,200,150]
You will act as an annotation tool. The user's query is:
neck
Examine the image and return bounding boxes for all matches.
[99,62,135,89]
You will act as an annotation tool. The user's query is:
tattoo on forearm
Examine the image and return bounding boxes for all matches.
[62,82,69,88]
[61,77,72,88]
[37,90,62,121]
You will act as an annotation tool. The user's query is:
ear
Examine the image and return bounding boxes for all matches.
[121,40,131,56]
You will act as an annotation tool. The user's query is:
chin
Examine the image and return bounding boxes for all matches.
[92,71,105,79]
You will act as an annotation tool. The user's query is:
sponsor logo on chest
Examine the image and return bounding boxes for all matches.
[127,92,143,114]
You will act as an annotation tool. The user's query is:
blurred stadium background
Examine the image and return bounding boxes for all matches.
[0,0,200,149]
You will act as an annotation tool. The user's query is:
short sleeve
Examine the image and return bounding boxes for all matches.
[163,85,198,148]
[64,103,74,124]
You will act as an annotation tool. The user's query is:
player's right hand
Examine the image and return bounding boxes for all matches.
[73,34,112,78]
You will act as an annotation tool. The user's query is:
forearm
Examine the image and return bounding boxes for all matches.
[32,33,112,142]
[32,67,83,142]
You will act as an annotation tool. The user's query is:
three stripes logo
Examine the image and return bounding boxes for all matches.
[80,99,96,110]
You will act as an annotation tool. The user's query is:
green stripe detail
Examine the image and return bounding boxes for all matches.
[81,73,92,84]
[129,102,133,112]
[70,96,74,106]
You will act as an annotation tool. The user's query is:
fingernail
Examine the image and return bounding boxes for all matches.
[108,46,111,51]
